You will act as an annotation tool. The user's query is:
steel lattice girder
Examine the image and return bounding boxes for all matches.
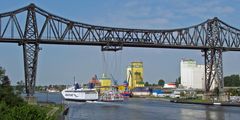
[22,6,39,96]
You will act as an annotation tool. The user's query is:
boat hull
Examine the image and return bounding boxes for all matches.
[61,87,99,101]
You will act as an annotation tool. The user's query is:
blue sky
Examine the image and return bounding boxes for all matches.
[0,0,240,85]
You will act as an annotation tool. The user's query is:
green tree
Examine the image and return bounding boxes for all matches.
[224,74,240,87]
[175,77,181,87]
[144,82,149,86]
[16,80,25,93]
[0,67,10,87]
[158,79,165,87]
[0,66,51,119]
[0,67,24,107]
[1,76,10,86]
[0,67,6,82]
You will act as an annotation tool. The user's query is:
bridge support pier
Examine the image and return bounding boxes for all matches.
[204,49,225,101]
[24,96,37,104]
[23,44,39,96]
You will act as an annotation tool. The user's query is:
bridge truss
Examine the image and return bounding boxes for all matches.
[1,4,240,96]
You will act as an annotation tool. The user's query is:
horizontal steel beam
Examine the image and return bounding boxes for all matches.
[2,38,240,51]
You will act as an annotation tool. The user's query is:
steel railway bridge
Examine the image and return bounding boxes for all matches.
[0,4,240,96]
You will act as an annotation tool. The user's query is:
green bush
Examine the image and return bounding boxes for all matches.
[0,101,10,118]
[0,85,25,107]
[0,66,52,120]
[0,102,51,120]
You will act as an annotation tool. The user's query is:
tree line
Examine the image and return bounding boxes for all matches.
[144,79,165,87]
[224,74,240,87]
[0,66,54,120]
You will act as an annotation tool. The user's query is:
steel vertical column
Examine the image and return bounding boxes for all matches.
[204,49,214,92]
[216,49,224,92]
[204,49,223,92]
[22,4,39,96]
[205,18,224,93]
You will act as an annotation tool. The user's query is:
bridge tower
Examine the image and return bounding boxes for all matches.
[204,18,225,100]
[21,4,40,97]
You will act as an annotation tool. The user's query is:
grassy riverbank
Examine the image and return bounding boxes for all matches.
[0,81,64,119]
[187,99,211,103]
[0,99,65,119]
[130,96,214,104]
[39,103,64,120]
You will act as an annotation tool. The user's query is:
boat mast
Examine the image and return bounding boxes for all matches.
[74,76,75,85]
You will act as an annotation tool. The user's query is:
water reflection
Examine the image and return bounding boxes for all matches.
[205,106,225,120]
[180,106,226,120]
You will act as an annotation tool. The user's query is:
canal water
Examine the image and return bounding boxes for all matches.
[35,92,240,120]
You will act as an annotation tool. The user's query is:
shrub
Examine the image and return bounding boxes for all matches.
[2,104,50,120]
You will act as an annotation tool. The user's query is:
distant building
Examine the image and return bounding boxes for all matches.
[88,75,100,88]
[181,59,212,90]
[163,82,176,89]
[131,87,150,96]
[127,62,144,89]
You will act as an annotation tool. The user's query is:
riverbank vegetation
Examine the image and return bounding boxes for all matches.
[182,98,211,103]
[0,66,60,120]
[224,74,240,87]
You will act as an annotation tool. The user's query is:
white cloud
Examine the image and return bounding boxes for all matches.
[91,1,175,29]
[179,1,235,18]
[88,0,236,29]
[213,6,235,14]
